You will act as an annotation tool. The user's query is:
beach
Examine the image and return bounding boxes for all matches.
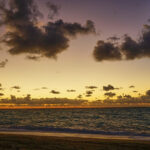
[0,132,150,150]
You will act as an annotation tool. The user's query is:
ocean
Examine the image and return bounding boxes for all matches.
[0,107,150,137]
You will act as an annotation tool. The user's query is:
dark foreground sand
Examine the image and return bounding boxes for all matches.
[0,134,150,150]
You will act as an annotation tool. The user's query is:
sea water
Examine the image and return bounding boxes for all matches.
[0,107,150,137]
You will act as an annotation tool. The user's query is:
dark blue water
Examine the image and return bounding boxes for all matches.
[0,107,150,137]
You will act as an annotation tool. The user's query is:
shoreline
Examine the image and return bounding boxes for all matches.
[0,130,150,141]
[0,133,150,150]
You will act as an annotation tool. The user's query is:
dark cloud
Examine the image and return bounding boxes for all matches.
[85,86,98,89]
[11,86,21,90]
[104,92,116,97]
[146,90,150,96]
[93,40,122,61]
[85,90,93,97]
[0,83,1,87]
[103,84,115,91]
[0,0,95,60]
[50,90,60,94]
[124,95,132,99]
[93,23,150,61]
[129,85,135,88]
[86,94,92,97]
[77,94,82,99]
[86,90,93,95]
[0,59,8,68]
[67,89,76,92]
[0,93,4,96]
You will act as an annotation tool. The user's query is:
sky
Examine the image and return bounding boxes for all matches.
[0,0,150,107]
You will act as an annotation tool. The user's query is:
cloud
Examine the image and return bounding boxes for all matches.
[146,90,150,96]
[133,90,138,93]
[50,90,60,94]
[85,90,93,97]
[0,95,88,106]
[0,93,4,96]
[41,87,48,90]
[26,55,41,61]
[85,86,98,89]
[104,92,116,97]
[93,23,150,61]
[86,90,93,95]
[67,89,76,92]
[11,86,21,90]
[77,94,82,99]
[124,94,132,99]
[103,84,115,91]
[47,1,60,19]
[0,0,95,60]
[0,59,8,68]
[33,88,40,91]
[93,40,121,61]
[0,83,1,87]
[129,85,135,88]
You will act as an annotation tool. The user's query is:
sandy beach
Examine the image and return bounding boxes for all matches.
[0,132,150,150]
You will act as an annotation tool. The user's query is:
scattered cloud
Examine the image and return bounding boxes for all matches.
[129,85,135,88]
[0,59,8,68]
[124,94,132,99]
[103,84,115,91]
[0,0,95,60]
[133,90,138,93]
[93,40,121,61]
[146,90,150,96]
[50,90,60,94]
[41,87,48,90]
[104,92,116,97]
[26,56,41,61]
[67,89,76,92]
[93,23,150,61]
[0,88,4,91]
[0,93,4,96]
[47,1,60,19]
[85,86,98,89]
[11,86,21,90]
[86,90,93,95]
[77,94,82,99]
[0,95,87,106]
[33,88,40,91]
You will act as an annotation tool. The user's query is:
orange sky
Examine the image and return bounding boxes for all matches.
[0,0,150,104]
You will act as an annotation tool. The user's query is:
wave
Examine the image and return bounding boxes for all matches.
[0,126,150,137]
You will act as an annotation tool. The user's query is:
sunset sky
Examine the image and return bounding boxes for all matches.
[0,0,150,106]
